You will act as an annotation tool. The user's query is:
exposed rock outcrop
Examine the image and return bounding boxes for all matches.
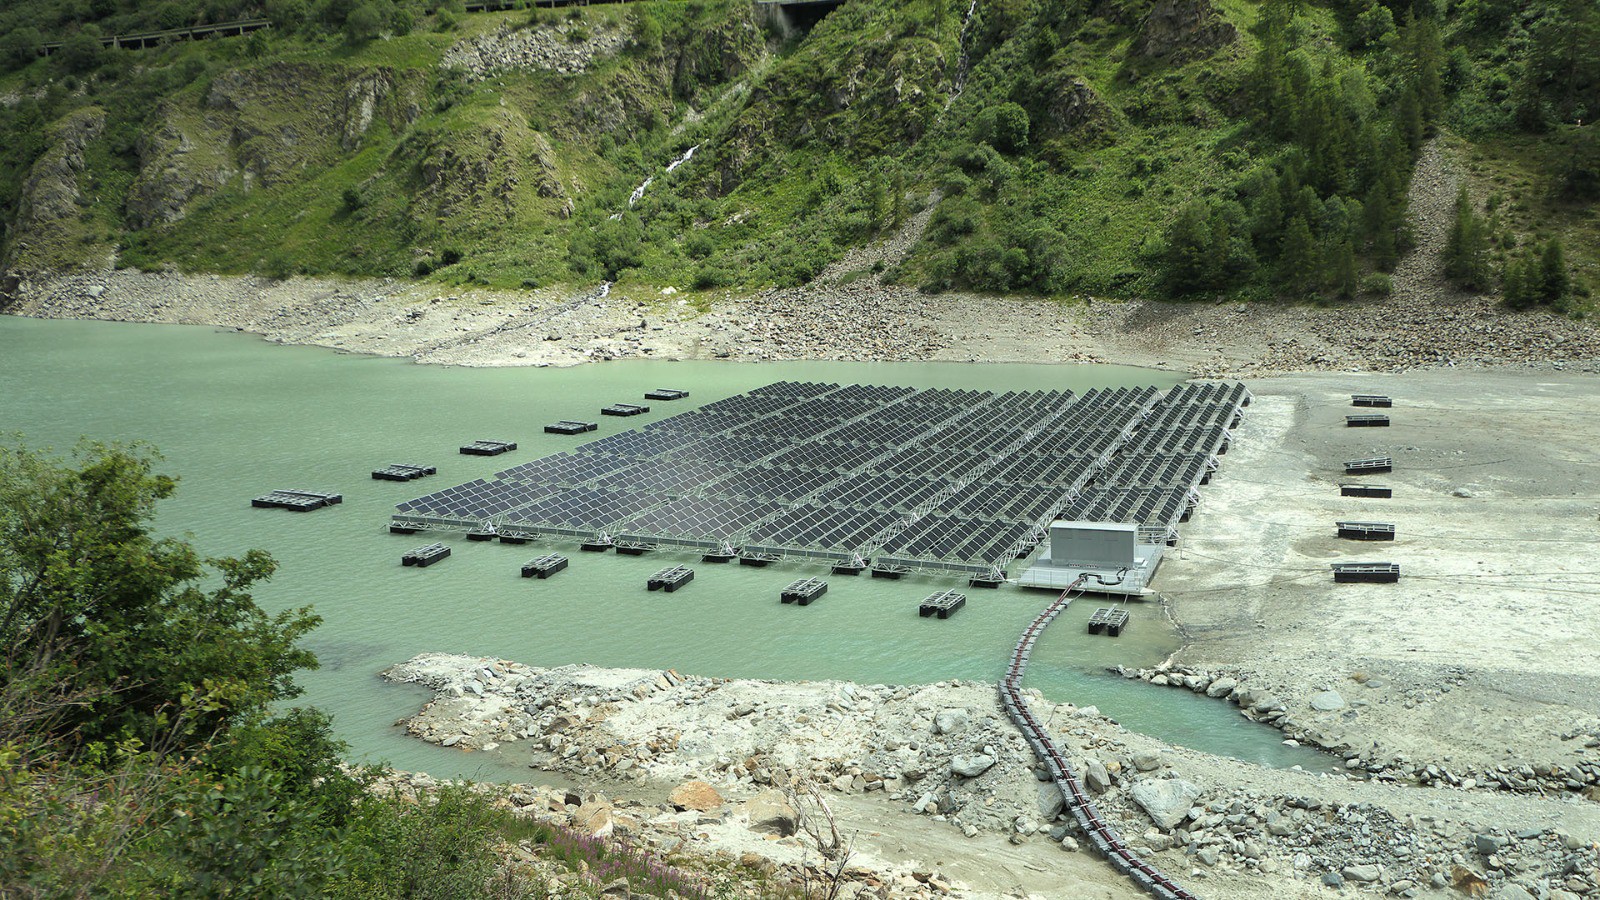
[9,107,108,269]
[1034,72,1120,144]
[1132,0,1238,60]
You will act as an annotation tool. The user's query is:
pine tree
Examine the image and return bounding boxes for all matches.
[1539,239,1570,305]
[1502,253,1536,309]
[1279,215,1319,296]
[1443,186,1490,290]
[1330,239,1358,299]
[1365,192,1398,268]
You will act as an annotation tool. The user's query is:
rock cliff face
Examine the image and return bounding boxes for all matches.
[11,106,109,270]
[1132,0,1238,60]
[122,64,422,230]
[1035,72,1121,144]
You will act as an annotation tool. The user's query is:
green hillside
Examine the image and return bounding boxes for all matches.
[0,0,1592,306]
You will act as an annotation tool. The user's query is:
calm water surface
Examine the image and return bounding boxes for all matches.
[0,316,1334,777]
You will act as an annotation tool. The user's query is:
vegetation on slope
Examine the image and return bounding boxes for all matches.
[0,440,815,898]
[0,0,1591,305]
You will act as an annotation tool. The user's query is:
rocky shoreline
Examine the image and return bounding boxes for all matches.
[1116,664,1600,800]
[380,654,1600,900]
[7,267,1600,378]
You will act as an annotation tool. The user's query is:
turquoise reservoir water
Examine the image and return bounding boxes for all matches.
[0,316,1332,778]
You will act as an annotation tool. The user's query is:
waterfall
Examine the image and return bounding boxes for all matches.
[945,0,980,110]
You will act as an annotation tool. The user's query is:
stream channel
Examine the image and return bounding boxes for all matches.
[0,316,1338,781]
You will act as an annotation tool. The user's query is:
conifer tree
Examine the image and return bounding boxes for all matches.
[1443,186,1491,290]
[1279,215,1319,296]
[1539,238,1570,304]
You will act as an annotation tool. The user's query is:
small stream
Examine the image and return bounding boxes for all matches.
[613,144,701,219]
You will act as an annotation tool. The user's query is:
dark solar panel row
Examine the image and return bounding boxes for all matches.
[865,398,971,426]
[878,515,1033,563]
[615,496,786,540]
[813,473,949,512]
[748,504,905,551]
[697,394,798,417]
[903,387,994,407]
[680,434,789,465]
[828,384,918,403]
[1011,428,1123,458]
[646,409,764,435]
[493,452,636,487]
[592,457,725,495]
[988,453,1096,486]
[1123,423,1230,456]
[921,425,1027,451]
[395,478,500,515]
[731,415,842,442]
[701,465,841,503]
[936,479,1065,522]
[575,429,704,458]
[784,397,882,421]
[873,446,990,480]
[1140,400,1237,431]
[767,441,885,473]
[503,487,667,530]
[821,417,937,448]
[1096,452,1211,490]
[748,380,840,399]
[1064,487,1191,530]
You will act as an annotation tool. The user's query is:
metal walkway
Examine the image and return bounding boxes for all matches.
[999,576,1201,900]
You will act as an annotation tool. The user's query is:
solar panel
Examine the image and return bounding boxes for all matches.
[391,378,1245,576]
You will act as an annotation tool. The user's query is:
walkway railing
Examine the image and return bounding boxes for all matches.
[999,577,1201,900]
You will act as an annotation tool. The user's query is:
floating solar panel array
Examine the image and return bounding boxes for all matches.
[391,379,1251,580]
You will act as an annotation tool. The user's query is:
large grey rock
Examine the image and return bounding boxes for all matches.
[951,754,997,778]
[1205,677,1238,698]
[1493,886,1536,900]
[1309,690,1347,711]
[1132,749,1162,772]
[933,708,970,735]
[1128,779,1201,830]
[1085,760,1112,793]
[1342,864,1382,883]
[744,789,798,836]
[1474,833,1504,855]
[1036,783,1065,820]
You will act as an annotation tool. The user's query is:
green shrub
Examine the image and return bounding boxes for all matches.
[1360,272,1393,295]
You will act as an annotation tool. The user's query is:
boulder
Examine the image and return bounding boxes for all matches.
[1132,750,1162,772]
[1309,690,1347,712]
[1343,864,1382,883]
[951,754,997,778]
[573,800,614,838]
[1493,886,1536,900]
[744,789,798,836]
[669,780,724,812]
[1128,779,1201,830]
[1085,760,1112,793]
[1205,677,1238,698]
[1037,783,1065,820]
[934,708,971,735]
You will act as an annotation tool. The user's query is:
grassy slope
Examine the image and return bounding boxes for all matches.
[1,0,1590,302]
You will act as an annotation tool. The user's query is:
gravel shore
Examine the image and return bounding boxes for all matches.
[8,266,1599,378]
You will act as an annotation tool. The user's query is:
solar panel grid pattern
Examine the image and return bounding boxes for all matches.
[615,496,787,541]
[393,380,1249,572]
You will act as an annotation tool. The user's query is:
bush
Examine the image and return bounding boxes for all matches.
[1360,272,1392,296]
[57,30,103,74]
[343,2,385,44]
